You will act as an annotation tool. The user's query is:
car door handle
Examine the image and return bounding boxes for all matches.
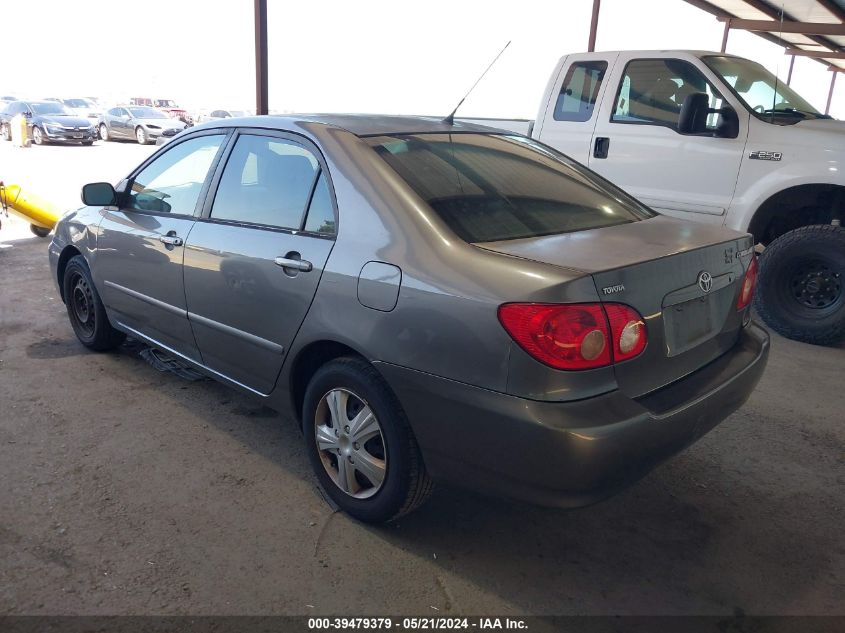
[159,234,183,246]
[594,136,610,159]
[274,256,312,272]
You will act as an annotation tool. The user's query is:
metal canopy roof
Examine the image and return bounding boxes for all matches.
[685,0,845,71]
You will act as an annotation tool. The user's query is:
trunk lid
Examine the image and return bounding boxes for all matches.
[478,216,754,397]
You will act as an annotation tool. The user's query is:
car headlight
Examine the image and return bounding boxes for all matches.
[46,124,63,132]
[147,124,161,129]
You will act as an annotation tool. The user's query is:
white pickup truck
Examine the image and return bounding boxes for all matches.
[463,50,845,345]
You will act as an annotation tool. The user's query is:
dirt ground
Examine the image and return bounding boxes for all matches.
[0,142,843,616]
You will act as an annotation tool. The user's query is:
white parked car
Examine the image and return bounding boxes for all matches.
[466,50,845,345]
[62,98,103,127]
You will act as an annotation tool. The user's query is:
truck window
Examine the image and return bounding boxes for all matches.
[611,59,726,132]
[553,61,607,122]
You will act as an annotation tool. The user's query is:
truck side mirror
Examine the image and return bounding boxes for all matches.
[678,93,709,134]
[679,93,739,139]
[82,182,116,206]
[716,106,739,139]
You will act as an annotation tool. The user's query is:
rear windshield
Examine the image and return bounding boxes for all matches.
[365,133,654,243]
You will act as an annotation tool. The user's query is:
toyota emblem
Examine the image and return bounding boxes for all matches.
[698,271,713,293]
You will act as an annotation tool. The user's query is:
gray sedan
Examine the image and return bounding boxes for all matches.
[98,105,185,144]
[48,115,769,522]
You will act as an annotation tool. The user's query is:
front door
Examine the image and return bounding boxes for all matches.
[183,131,337,394]
[94,132,229,361]
[589,56,748,223]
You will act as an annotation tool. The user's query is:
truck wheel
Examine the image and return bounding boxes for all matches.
[135,126,148,145]
[30,224,51,238]
[99,124,109,141]
[755,224,845,346]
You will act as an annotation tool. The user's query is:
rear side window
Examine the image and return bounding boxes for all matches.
[553,61,607,122]
[210,135,320,229]
[303,172,336,235]
[366,133,654,243]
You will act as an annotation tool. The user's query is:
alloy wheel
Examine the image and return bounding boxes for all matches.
[314,388,387,499]
[136,127,146,144]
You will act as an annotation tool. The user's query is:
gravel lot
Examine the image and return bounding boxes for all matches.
[0,140,843,616]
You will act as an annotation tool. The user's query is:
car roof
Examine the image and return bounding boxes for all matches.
[199,114,509,137]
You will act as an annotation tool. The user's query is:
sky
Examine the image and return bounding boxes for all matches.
[1,0,842,119]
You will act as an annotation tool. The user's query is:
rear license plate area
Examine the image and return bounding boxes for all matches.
[663,293,722,357]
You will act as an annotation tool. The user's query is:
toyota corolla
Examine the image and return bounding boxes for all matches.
[49,115,769,522]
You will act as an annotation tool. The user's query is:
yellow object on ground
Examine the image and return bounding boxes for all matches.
[0,183,61,230]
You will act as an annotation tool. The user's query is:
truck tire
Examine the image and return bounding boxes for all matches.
[755,224,845,346]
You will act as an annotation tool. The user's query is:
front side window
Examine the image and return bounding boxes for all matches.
[366,133,654,243]
[127,134,226,214]
[210,135,320,229]
[553,61,607,122]
[703,55,824,123]
[612,59,727,131]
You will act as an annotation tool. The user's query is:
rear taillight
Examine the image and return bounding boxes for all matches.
[498,302,647,371]
[737,256,758,310]
[604,304,647,362]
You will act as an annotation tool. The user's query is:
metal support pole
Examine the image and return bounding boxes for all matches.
[587,0,601,52]
[826,70,837,116]
[254,0,268,115]
[786,54,795,85]
[721,19,730,52]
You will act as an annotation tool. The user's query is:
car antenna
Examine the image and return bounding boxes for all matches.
[442,41,511,126]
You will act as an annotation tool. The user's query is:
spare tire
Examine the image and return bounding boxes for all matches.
[755,224,845,346]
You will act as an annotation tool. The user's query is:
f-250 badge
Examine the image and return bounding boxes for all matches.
[749,150,782,161]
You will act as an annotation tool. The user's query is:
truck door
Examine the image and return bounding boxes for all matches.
[534,54,616,164]
[589,56,747,224]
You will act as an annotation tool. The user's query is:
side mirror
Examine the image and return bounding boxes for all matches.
[716,106,739,139]
[678,93,709,134]
[678,93,740,139]
[82,182,116,206]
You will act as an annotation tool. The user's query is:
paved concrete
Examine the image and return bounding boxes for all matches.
[0,141,843,616]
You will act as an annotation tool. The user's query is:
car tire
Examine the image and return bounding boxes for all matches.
[99,124,109,141]
[62,255,126,351]
[32,126,45,145]
[135,126,148,145]
[302,357,433,523]
[1,124,9,141]
[30,224,51,238]
[755,224,845,346]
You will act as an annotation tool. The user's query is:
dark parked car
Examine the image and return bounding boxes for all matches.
[0,100,97,145]
[49,115,769,522]
[98,106,186,145]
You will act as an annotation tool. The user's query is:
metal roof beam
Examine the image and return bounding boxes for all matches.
[785,47,845,59]
[717,17,845,36]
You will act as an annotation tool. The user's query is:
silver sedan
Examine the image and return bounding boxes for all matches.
[48,115,768,522]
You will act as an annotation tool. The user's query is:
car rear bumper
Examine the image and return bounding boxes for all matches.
[375,322,769,508]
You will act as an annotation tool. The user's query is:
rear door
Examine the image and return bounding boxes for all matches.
[182,130,336,395]
[589,54,747,223]
[534,54,617,164]
[94,131,229,360]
